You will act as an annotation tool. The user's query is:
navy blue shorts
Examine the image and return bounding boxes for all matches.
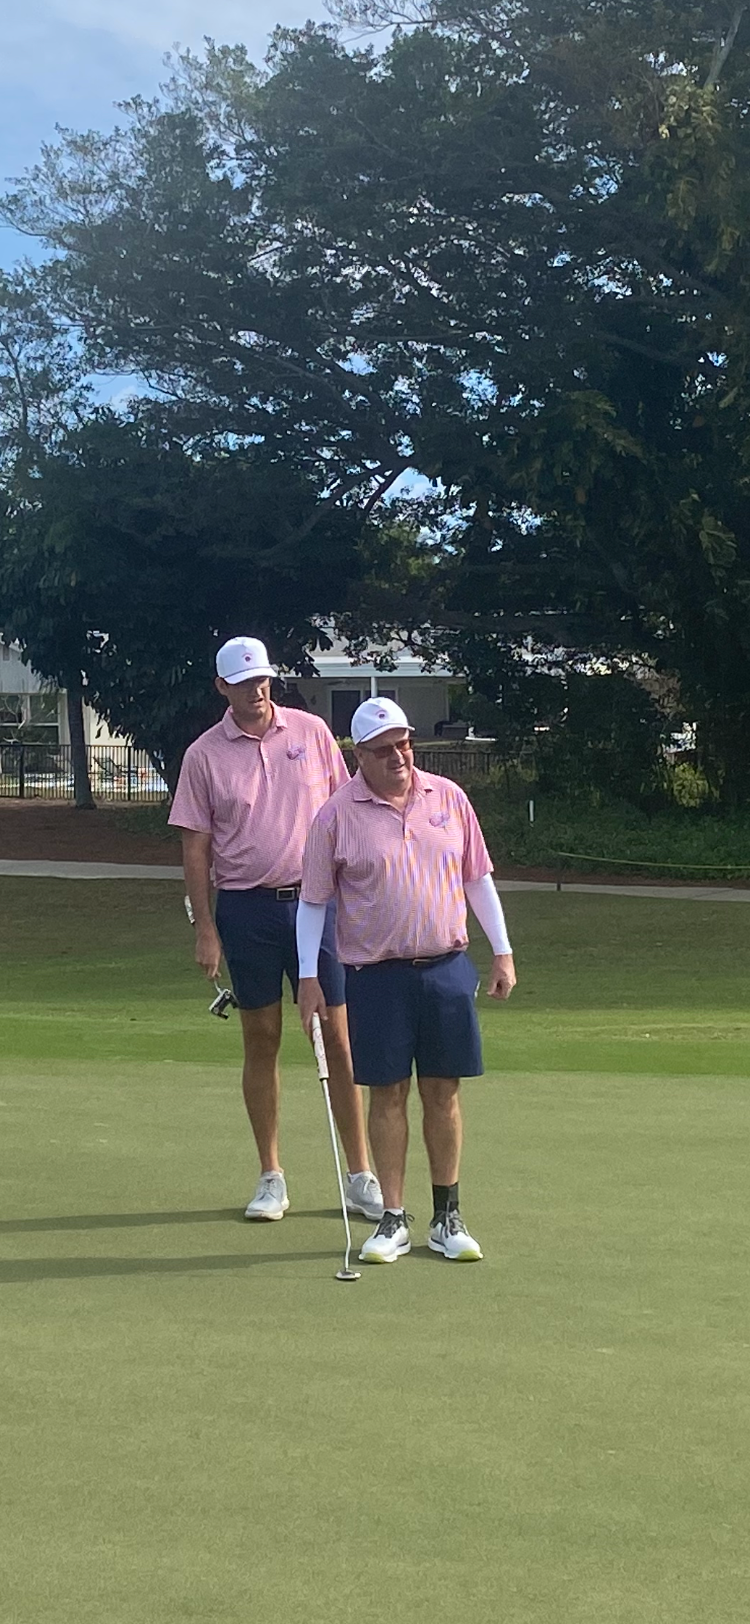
[344,951,483,1087]
[215,889,346,1012]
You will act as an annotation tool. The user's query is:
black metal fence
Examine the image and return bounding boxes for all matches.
[0,744,168,801]
[0,741,498,802]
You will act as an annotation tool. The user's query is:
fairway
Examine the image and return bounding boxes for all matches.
[2,879,749,1623]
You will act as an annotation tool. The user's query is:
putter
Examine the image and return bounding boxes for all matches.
[311,1013,361,1282]
[183,896,238,1019]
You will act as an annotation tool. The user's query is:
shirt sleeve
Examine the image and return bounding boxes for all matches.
[168,747,212,833]
[322,729,351,793]
[457,789,493,883]
[301,805,338,905]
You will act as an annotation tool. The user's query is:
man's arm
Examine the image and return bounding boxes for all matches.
[296,900,328,1035]
[464,873,517,1001]
[181,828,222,980]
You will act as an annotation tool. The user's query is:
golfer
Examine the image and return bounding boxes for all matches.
[169,637,383,1224]
[296,697,516,1264]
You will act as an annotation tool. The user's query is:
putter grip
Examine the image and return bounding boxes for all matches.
[311,1013,329,1082]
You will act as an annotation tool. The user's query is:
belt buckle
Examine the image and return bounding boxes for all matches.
[276,885,298,902]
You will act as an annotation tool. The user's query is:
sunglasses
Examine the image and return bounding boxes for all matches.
[359,736,414,760]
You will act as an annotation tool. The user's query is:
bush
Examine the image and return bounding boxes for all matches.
[467,785,750,880]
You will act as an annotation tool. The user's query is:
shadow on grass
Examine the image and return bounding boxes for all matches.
[0,1250,340,1283]
[0,1207,344,1233]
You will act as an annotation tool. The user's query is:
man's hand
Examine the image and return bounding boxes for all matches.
[298,976,328,1036]
[195,924,223,981]
[487,953,516,1001]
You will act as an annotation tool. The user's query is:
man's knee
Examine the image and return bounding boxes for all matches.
[418,1075,460,1114]
[369,1079,410,1117]
[240,1003,282,1060]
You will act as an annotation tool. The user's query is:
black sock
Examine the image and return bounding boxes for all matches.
[432,1183,459,1220]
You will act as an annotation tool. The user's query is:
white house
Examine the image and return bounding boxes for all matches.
[0,639,124,747]
[1,633,458,746]
[288,634,455,738]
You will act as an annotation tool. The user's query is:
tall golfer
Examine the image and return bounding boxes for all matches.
[296,697,515,1264]
[169,638,383,1224]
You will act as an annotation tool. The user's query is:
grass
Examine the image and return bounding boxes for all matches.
[2,878,750,1623]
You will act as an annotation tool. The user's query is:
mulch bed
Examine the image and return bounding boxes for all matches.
[1,798,746,887]
[0,801,181,865]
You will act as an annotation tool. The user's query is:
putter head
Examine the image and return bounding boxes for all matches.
[209,986,238,1019]
[336,1268,361,1282]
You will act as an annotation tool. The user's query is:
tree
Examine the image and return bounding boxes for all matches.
[0,270,96,807]
[1,411,378,792]
[5,8,750,800]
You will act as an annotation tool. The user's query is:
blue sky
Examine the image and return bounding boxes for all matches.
[1,0,329,271]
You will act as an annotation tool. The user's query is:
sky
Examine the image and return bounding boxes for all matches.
[1,0,329,270]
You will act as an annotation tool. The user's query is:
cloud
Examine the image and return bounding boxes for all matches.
[0,0,328,268]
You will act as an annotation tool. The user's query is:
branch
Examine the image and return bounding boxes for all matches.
[0,332,30,450]
[361,459,412,517]
[704,4,748,88]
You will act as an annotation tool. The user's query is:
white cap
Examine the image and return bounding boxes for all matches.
[216,637,276,685]
[351,696,412,745]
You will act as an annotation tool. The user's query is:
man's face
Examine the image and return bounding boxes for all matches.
[215,674,272,729]
[355,728,414,797]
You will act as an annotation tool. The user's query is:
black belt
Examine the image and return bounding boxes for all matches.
[255,885,301,902]
[355,950,459,971]
[409,951,458,967]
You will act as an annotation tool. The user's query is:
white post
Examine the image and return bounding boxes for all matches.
[528,798,535,824]
[370,674,378,698]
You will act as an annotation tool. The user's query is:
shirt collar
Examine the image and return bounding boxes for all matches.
[351,765,433,803]
[221,703,287,741]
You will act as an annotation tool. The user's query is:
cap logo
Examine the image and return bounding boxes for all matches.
[244,654,252,662]
[377,710,387,718]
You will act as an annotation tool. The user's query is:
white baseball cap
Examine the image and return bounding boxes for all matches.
[351,696,412,745]
[216,637,276,685]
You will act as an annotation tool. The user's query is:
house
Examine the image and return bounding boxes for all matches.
[0,639,124,747]
[1,633,459,749]
[286,635,455,739]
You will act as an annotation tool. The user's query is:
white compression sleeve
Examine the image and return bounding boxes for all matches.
[295,899,328,979]
[464,874,513,956]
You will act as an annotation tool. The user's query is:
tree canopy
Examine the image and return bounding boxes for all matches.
[3,2,750,798]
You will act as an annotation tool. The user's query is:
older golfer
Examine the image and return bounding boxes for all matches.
[169,637,382,1224]
[296,697,515,1264]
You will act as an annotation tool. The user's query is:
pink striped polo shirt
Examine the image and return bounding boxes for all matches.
[169,706,350,890]
[301,766,493,965]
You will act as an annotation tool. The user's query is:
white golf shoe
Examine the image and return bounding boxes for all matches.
[244,1171,289,1221]
[345,1171,384,1221]
[428,1210,483,1261]
[359,1210,411,1264]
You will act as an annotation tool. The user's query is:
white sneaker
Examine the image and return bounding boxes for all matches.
[359,1210,411,1264]
[244,1171,289,1221]
[428,1210,483,1261]
[346,1171,384,1221]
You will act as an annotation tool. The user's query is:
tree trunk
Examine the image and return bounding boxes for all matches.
[67,683,97,810]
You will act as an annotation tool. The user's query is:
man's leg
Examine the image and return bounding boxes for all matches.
[416,1074,462,1184]
[239,1002,283,1173]
[417,1074,482,1261]
[321,1004,371,1174]
[367,1078,411,1210]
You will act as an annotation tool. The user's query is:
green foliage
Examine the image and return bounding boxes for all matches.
[535,673,669,808]
[470,785,750,879]
[668,760,713,808]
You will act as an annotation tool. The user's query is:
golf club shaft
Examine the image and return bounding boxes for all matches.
[311,1013,354,1273]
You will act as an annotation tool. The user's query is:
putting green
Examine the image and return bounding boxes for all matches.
[2,880,749,1623]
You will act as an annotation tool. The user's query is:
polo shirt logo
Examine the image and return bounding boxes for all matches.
[287,745,307,760]
[429,810,451,827]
